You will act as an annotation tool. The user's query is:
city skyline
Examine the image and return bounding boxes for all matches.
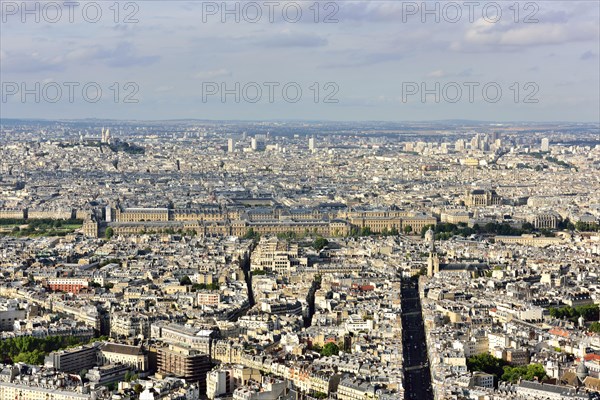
[1,113,600,400]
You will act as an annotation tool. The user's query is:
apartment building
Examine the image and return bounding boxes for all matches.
[47,278,89,294]
[157,344,211,393]
[44,343,100,373]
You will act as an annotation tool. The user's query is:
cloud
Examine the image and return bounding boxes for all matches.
[192,69,233,79]
[337,2,405,23]
[91,42,161,68]
[155,85,174,93]
[536,10,570,24]
[0,51,65,73]
[427,70,446,78]
[60,42,160,68]
[580,51,598,60]
[320,51,403,68]
[252,31,328,48]
[452,19,599,51]
[554,80,587,87]
[425,69,476,79]
[112,24,132,32]
[337,2,577,26]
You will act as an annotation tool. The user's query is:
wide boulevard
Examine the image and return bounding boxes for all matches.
[401,278,434,400]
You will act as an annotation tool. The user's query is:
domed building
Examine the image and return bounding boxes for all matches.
[560,357,589,388]
[424,227,435,252]
[576,358,589,383]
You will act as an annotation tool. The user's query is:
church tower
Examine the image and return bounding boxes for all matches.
[427,252,440,277]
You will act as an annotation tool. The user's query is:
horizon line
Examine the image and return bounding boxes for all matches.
[2,117,599,125]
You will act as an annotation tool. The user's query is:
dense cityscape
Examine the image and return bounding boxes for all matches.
[2,0,600,397]
[0,119,599,399]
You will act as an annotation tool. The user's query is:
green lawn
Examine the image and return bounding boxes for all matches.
[0,218,83,237]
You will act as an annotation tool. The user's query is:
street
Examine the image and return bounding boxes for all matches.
[401,278,434,400]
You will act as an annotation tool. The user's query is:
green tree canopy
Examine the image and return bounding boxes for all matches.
[549,304,599,322]
[313,236,329,251]
[359,227,372,236]
[467,353,507,379]
[243,228,260,240]
[191,282,220,291]
[320,342,340,357]
[0,335,97,365]
[589,322,600,333]
[501,364,546,383]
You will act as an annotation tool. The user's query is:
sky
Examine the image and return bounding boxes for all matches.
[1,0,599,122]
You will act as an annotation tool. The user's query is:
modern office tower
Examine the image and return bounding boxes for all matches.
[228,138,235,153]
[105,205,113,222]
[309,136,315,152]
[102,128,112,144]
[250,137,265,151]
[471,134,481,150]
[101,127,111,143]
[455,139,465,151]
[541,137,550,152]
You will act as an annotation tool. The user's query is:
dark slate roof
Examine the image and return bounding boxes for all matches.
[100,342,144,356]
[519,380,590,398]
